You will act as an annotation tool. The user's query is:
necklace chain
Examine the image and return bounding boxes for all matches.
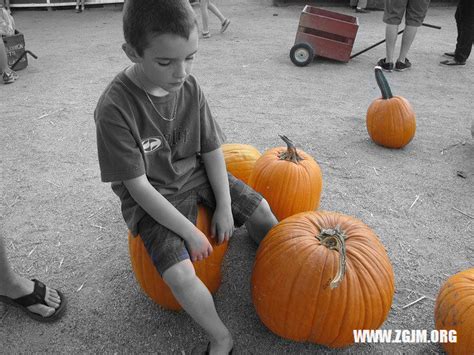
[137,74,177,122]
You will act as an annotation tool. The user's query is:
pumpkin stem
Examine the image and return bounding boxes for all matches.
[316,225,347,289]
[375,66,393,100]
[278,135,303,164]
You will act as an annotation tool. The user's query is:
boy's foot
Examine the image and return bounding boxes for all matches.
[440,59,466,66]
[2,71,18,84]
[395,58,412,71]
[355,7,370,13]
[202,31,211,39]
[220,19,230,33]
[377,58,394,72]
[0,277,66,322]
[204,340,234,354]
[443,52,455,58]
[75,6,81,13]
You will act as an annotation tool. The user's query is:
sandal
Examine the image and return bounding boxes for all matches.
[0,279,67,322]
[440,59,466,66]
[202,31,211,39]
[220,19,230,33]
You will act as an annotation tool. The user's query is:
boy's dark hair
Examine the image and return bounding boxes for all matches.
[123,0,197,57]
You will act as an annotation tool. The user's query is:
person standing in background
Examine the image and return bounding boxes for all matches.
[440,0,474,66]
[198,0,230,38]
[377,0,431,72]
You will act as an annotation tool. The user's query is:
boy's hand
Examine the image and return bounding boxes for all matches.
[184,228,213,262]
[211,205,235,245]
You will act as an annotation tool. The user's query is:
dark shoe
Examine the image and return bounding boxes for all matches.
[355,7,370,13]
[0,279,67,322]
[204,342,233,355]
[395,58,412,71]
[377,58,394,72]
[443,52,455,58]
[440,59,466,66]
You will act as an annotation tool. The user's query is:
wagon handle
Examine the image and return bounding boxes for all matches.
[10,50,38,71]
[350,23,441,59]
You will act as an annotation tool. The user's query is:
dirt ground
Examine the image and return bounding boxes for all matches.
[1,0,473,353]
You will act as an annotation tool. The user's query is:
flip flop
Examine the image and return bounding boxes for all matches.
[0,279,67,322]
[440,59,466,66]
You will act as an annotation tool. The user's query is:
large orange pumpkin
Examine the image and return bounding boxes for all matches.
[248,135,322,221]
[366,66,416,149]
[128,205,228,311]
[434,268,474,354]
[222,143,261,184]
[252,210,395,348]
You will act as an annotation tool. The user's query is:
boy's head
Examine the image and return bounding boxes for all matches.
[123,0,197,57]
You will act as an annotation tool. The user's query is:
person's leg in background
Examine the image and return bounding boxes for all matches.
[453,0,474,63]
[0,39,17,84]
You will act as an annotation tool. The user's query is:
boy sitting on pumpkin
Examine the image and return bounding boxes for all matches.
[94,0,277,353]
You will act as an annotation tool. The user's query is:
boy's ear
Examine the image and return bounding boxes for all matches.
[122,43,142,63]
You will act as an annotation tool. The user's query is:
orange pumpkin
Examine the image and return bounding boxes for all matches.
[252,210,395,348]
[434,268,474,354]
[222,143,261,184]
[366,66,416,149]
[248,135,322,221]
[128,205,228,311]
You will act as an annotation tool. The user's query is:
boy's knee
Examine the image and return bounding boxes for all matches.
[162,260,196,290]
[252,198,277,226]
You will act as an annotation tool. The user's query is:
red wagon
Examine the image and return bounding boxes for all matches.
[290,5,359,66]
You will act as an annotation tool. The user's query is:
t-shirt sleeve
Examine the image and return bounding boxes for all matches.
[95,102,145,182]
[199,89,226,153]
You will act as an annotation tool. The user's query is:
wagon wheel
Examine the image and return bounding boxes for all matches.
[290,43,314,67]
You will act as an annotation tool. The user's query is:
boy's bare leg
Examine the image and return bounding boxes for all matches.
[385,24,399,64]
[0,235,61,317]
[163,260,233,354]
[245,199,278,245]
[397,25,418,63]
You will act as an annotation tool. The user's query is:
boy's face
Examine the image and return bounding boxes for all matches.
[137,26,199,93]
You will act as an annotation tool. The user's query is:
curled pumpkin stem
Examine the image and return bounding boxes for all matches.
[278,135,303,164]
[317,225,347,289]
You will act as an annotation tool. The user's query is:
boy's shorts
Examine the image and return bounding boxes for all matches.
[136,173,263,275]
[383,0,430,27]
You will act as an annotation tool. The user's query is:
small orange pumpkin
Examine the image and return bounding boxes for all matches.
[366,66,416,149]
[434,268,474,354]
[128,205,228,311]
[252,210,395,348]
[222,143,261,184]
[248,135,322,221]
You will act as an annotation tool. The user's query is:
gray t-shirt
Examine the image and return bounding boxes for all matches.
[94,70,225,234]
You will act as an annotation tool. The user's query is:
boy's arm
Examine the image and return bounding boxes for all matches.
[201,148,234,244]
[123,175,212,262]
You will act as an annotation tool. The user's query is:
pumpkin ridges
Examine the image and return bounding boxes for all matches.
[282,244,324,340]
[248,138,322,221]
[222,143,261,184]
[252,211,394,348]
[434,268,474,354]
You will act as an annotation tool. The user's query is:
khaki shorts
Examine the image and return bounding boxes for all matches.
[383,0,431,27]
[136,173,262,275]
